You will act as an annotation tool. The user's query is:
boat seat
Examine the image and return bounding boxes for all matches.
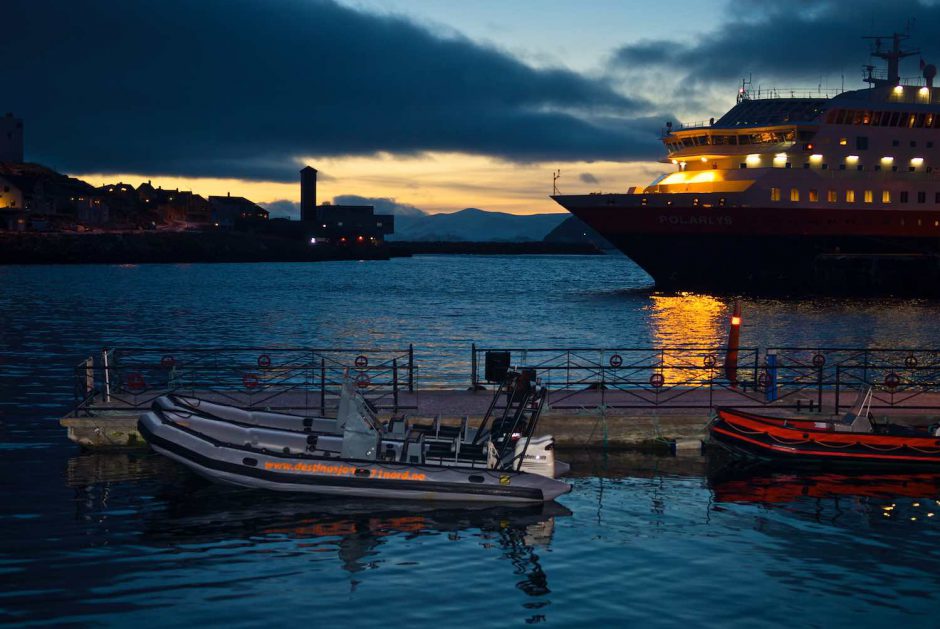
[425,440,456,461]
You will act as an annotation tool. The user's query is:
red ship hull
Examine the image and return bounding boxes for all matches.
[554,198,940,292]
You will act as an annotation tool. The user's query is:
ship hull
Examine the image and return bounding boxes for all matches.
[554,196,940,294]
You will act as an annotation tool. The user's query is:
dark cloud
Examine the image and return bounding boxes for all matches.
[5,0,663,181]
[612,1,940,86]
[579,172,599,184]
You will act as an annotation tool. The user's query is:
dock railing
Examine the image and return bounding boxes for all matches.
[72,345,417,416]
[475,344,940,413]
[70,344,940,418]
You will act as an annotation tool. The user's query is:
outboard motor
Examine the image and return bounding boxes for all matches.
[517,435,561,478]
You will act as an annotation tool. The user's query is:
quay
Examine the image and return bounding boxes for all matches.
[60,344,940,450]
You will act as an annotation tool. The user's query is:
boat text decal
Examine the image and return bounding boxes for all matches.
[659,215,732,226]
[264,460,427,481]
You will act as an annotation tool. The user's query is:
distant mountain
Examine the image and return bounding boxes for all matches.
[543,216,614,250]
[389,208,567,242]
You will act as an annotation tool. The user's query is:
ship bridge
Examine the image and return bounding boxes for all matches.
[662,98,824,162]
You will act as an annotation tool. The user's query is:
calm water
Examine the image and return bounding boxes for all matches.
[3,254,940,626]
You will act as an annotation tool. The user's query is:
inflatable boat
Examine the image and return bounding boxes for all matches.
[139,372,572,503]
[709,392,940,468]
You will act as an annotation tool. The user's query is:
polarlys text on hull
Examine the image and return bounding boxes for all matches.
[658,215,733,226]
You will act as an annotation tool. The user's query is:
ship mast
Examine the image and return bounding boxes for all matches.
[864,32,919,87]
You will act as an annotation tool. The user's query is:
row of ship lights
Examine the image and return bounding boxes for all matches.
[671,154,927,169]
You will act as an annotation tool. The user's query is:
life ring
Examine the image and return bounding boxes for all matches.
[354,355,368,369]
[609,354,623,368]
[257,354,271,368]
[884,372,901,390]
[812,353,826,368]
[904,355,918,369]
[703,354,717,368]
[650,373,665,388]
[160,355,175,368]
[356,372,370,388]
[243,373,259,389]
[126,372,146,391]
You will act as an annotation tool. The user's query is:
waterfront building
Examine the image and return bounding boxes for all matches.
[298,166,394,244]
[207,193,270,228]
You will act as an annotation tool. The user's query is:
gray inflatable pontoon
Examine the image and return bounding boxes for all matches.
[139,373,572,503]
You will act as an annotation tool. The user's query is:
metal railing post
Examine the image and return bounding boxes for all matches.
[471,342,477,389]
[835,366,841,414]
[408,344,414,392]
[393,358,399,412]
[101,347,111,403]
[817,363,824,413]
[320,357,326,411]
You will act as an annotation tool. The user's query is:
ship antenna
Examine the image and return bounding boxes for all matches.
[552,169,561,195]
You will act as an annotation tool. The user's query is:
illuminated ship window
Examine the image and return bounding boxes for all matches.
[846,190,856,203]
[790,188,800,202]
[827,190,837,203]
[864,190,873,203]
[770,188,781,202]
[839,137,848,146]
[809,189,819,202]
[882,190,892,203]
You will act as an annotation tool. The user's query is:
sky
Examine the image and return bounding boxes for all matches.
[8,0,940,216]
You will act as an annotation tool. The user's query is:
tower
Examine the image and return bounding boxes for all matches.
[0,113,24,163]
[300,166,317,222]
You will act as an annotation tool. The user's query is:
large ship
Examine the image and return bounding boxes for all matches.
[553,34,940,293]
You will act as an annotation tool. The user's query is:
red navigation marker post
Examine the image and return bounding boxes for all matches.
[724,301,741,387]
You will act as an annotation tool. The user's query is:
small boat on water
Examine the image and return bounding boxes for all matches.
[708,389,940,468]
[139,371,572,503]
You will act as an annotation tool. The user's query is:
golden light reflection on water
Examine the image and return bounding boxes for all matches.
[648,293,729,386]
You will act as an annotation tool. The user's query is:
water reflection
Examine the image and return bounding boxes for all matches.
[67,453,569,598]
